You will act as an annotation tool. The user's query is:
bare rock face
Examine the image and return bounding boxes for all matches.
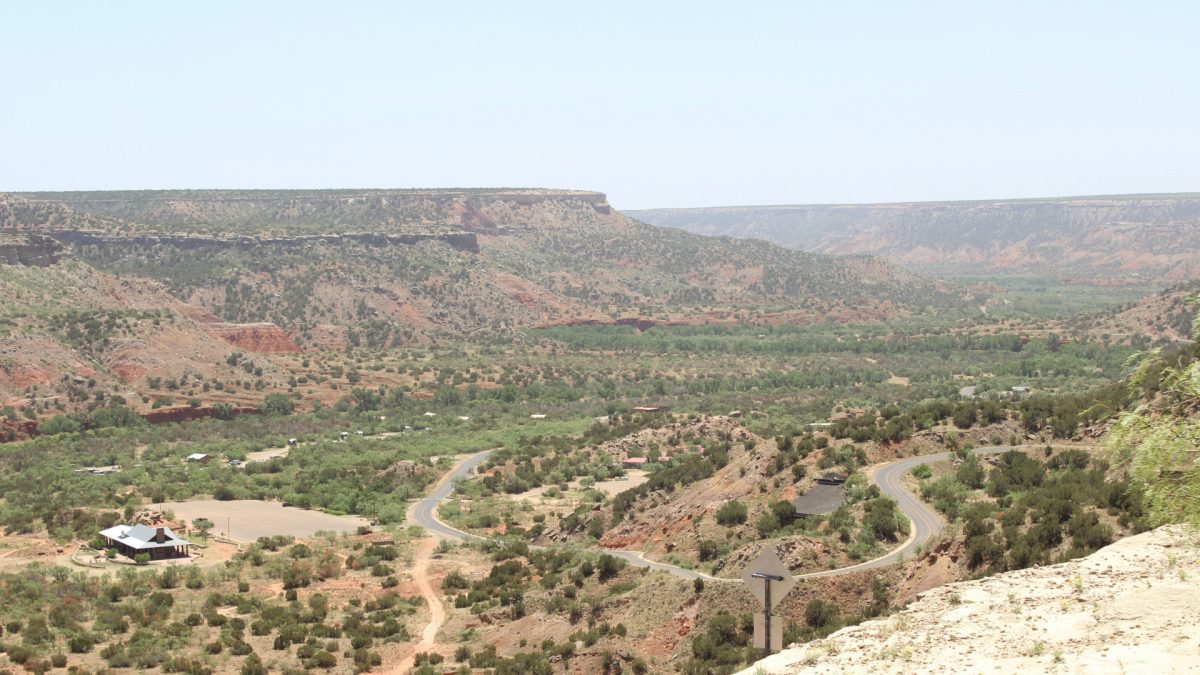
[0,233,63,266]
[738,526,1200,674]
[201,322,302,353]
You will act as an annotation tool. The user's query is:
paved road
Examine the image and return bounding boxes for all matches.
[408,450,718,579]
[795,447,1004,579]
[408,446,1010,582]
[408,451,491,541]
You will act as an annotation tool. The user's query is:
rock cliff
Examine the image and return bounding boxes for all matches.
[0,233,64,266]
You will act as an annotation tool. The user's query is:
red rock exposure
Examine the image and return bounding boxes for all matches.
[141,405,260,425]
[202,323,302,353]
[0,419,37,442]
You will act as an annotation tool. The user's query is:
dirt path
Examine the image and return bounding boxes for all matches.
[386,536,444,674]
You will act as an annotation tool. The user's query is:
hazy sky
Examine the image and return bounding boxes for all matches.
[2,2,1197,209]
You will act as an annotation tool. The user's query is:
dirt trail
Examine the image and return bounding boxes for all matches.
[386,536,444,674]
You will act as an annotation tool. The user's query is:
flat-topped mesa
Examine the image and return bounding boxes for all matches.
[43,229,481,254]
[0,233,65,266]
[12,189,614,235]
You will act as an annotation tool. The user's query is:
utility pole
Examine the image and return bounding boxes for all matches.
[751,572,785,659]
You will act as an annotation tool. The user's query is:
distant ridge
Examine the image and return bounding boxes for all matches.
[628,193,1200,282]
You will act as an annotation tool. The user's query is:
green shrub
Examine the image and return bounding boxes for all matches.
[715,500,748,526]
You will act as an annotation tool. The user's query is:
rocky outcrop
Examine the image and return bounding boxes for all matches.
[140,405,259,425]
[200,322,302,353]
[738,526,1200,674]
[0,233,63,266]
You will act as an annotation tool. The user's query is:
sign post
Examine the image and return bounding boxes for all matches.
[752,571,784,659]
[741,548,796,659]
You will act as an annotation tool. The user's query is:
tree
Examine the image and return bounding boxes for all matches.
[756,511,780,537]
[351,388,381,413]
[861,497,904,542]
[956,453,986,489]
[194,518,214,544]
[715,500,748,526]
[261,393,294,416]
[596,554,623,581]
[1107,336,1200,528]
[90,405,143,428]
[804,598,838,628]
[37,415,81,435]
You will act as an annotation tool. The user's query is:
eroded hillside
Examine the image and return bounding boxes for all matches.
[630,194,1200,282]
[3,190,967,343]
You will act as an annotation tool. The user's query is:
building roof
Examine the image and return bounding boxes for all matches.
[99,524,192,549]
[185,453,209,461]
[622,456,649,465]
[791,484,846,516]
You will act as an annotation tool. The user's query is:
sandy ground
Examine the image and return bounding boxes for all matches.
[157,499,369,542]
[739,526,1200,674]
[512,469,649,502]
[383,537,444,674]
[245,446,289,462]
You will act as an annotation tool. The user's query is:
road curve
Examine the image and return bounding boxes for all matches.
[408,447,1009,582]
[796,447,1005,579]
[407,451,491,542]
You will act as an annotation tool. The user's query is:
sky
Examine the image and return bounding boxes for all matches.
[2,1,1198,209]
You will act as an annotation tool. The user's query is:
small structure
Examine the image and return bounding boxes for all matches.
[622,457,650,469]
[75,465,121,475]
[185,453,211,464]
[287,438,299,446]
[99,524,192,560]
[339,431,350,441]
[530,414,547,419]
[631,405,664,413]
[959,386,977,399]
[1011,386,1031,394]
[815,472,848,486]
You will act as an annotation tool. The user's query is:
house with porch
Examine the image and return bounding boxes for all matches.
[99,524,192,560]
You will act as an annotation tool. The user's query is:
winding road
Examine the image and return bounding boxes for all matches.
[408,447,1010,583]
